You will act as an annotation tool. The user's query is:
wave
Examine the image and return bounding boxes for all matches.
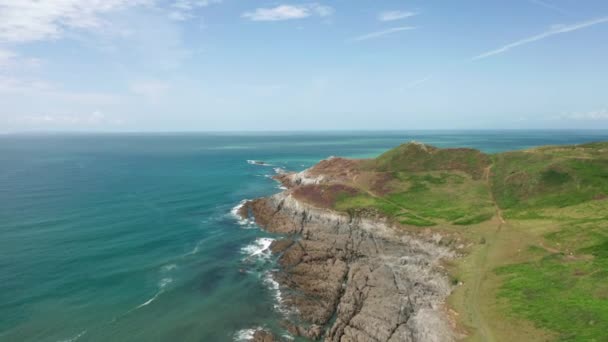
[233,328,259,341]
[57,330,87,342]
[161,264,177,272]
[135,291,162,309]
[159,277,173,289]
[230,200,256,228]
[240,237,274,262]
[263,271,291,315]
[247,160,273,167]
[133,277,173,310]
[186,240,203,256]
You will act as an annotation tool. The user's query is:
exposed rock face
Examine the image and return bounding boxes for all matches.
[243,191,457,342]
[252,330,276,342]
[274,157,363,188]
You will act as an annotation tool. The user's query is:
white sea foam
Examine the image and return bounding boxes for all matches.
[273,167,286,175]
[159,277,173,289]
[186,239,206,256]
[230,200,256,228]
[161,264,177,272]
[133,277,172,310]
[247,160,273,167]
[263,272,288,315]
[241,238,274,261]
[233,328,259,341]
[57,330,87,342]
[135,291,163,309]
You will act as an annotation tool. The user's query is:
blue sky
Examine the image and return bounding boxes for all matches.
[0,0,607,131]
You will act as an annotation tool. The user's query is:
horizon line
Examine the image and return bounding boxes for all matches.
[3,128,608,135]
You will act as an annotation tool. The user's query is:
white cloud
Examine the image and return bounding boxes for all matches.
[561,108,608,120]
[0,48,43,69]
[242,3,333,21]
[0,76,122,107]
[169,0,222,21]
[0,48,17,67]
[0,0,154,43]
[0,76,53,92]
[130,80,170,97]
[378,11,417,22]
[530,0,569,15]
[11,111,123,127]
[472,16,608,60]
[350,27,416,42]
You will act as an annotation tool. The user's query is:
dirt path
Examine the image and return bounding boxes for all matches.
[484,165,506,225]
[467,238,496,342]
[464,165,506,342]
[362,188,430,221]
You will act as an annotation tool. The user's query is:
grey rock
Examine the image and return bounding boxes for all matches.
[248,192,457,342]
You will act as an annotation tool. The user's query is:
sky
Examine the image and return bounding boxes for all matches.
[0,0,607,132]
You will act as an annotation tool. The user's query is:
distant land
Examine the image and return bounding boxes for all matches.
[239,141,608,341]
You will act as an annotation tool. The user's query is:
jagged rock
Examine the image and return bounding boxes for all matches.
[269,238,295,254]
[249,191,457,342]
[252,330,276,342]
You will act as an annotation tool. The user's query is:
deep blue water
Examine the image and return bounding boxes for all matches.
[1,131,607,342]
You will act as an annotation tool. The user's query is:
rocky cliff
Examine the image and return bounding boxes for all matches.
[242,187,458,341]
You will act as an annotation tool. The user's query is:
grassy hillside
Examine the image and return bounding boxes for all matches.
[372,142,491,179]
[323,141,608,341]
[330,142,496,226]
[487,143,608,342]
[491,142,608,214]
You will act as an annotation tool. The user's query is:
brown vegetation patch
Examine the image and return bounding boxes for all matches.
[368,172,395,195]
[292,184,360,208]
[306,157,363,182]
[374,143,491,180]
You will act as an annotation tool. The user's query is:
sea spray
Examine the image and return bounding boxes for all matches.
[233,328,259,341]
[240,237,274,261]
[247,160,273,167]
[230,200,256,228]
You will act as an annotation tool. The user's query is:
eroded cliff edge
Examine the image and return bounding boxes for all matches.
[245,141,608,342]
[240,157,461,341]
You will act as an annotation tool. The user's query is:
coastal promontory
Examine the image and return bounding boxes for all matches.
[240,141,608,341]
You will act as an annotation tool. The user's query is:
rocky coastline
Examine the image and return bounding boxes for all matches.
[239,162,461,342]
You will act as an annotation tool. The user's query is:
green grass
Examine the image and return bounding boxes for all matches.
[491,145,608,211]
[496,250,608,342]
[453,212,495,225]
[344,142,608,340]
[372,142,490,179]
[396,212,436,227]
[495,200,608,341]
[385,173,494,224]
[333,170,495,226]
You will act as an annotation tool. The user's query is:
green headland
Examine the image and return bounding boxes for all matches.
[287,141,608,341]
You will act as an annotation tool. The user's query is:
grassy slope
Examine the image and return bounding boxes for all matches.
[487,143,608,342]
[331,141,608,341]
[333,143,495,227]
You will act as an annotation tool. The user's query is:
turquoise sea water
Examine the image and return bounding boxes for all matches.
[2,131,608,342]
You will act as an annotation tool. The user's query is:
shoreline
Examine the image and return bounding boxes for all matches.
[238,165,461,341]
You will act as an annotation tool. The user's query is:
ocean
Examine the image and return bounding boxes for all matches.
[1,131,608,342]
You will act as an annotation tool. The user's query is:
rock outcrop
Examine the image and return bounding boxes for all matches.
[242,190,457,342]
[252,330,276,342]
